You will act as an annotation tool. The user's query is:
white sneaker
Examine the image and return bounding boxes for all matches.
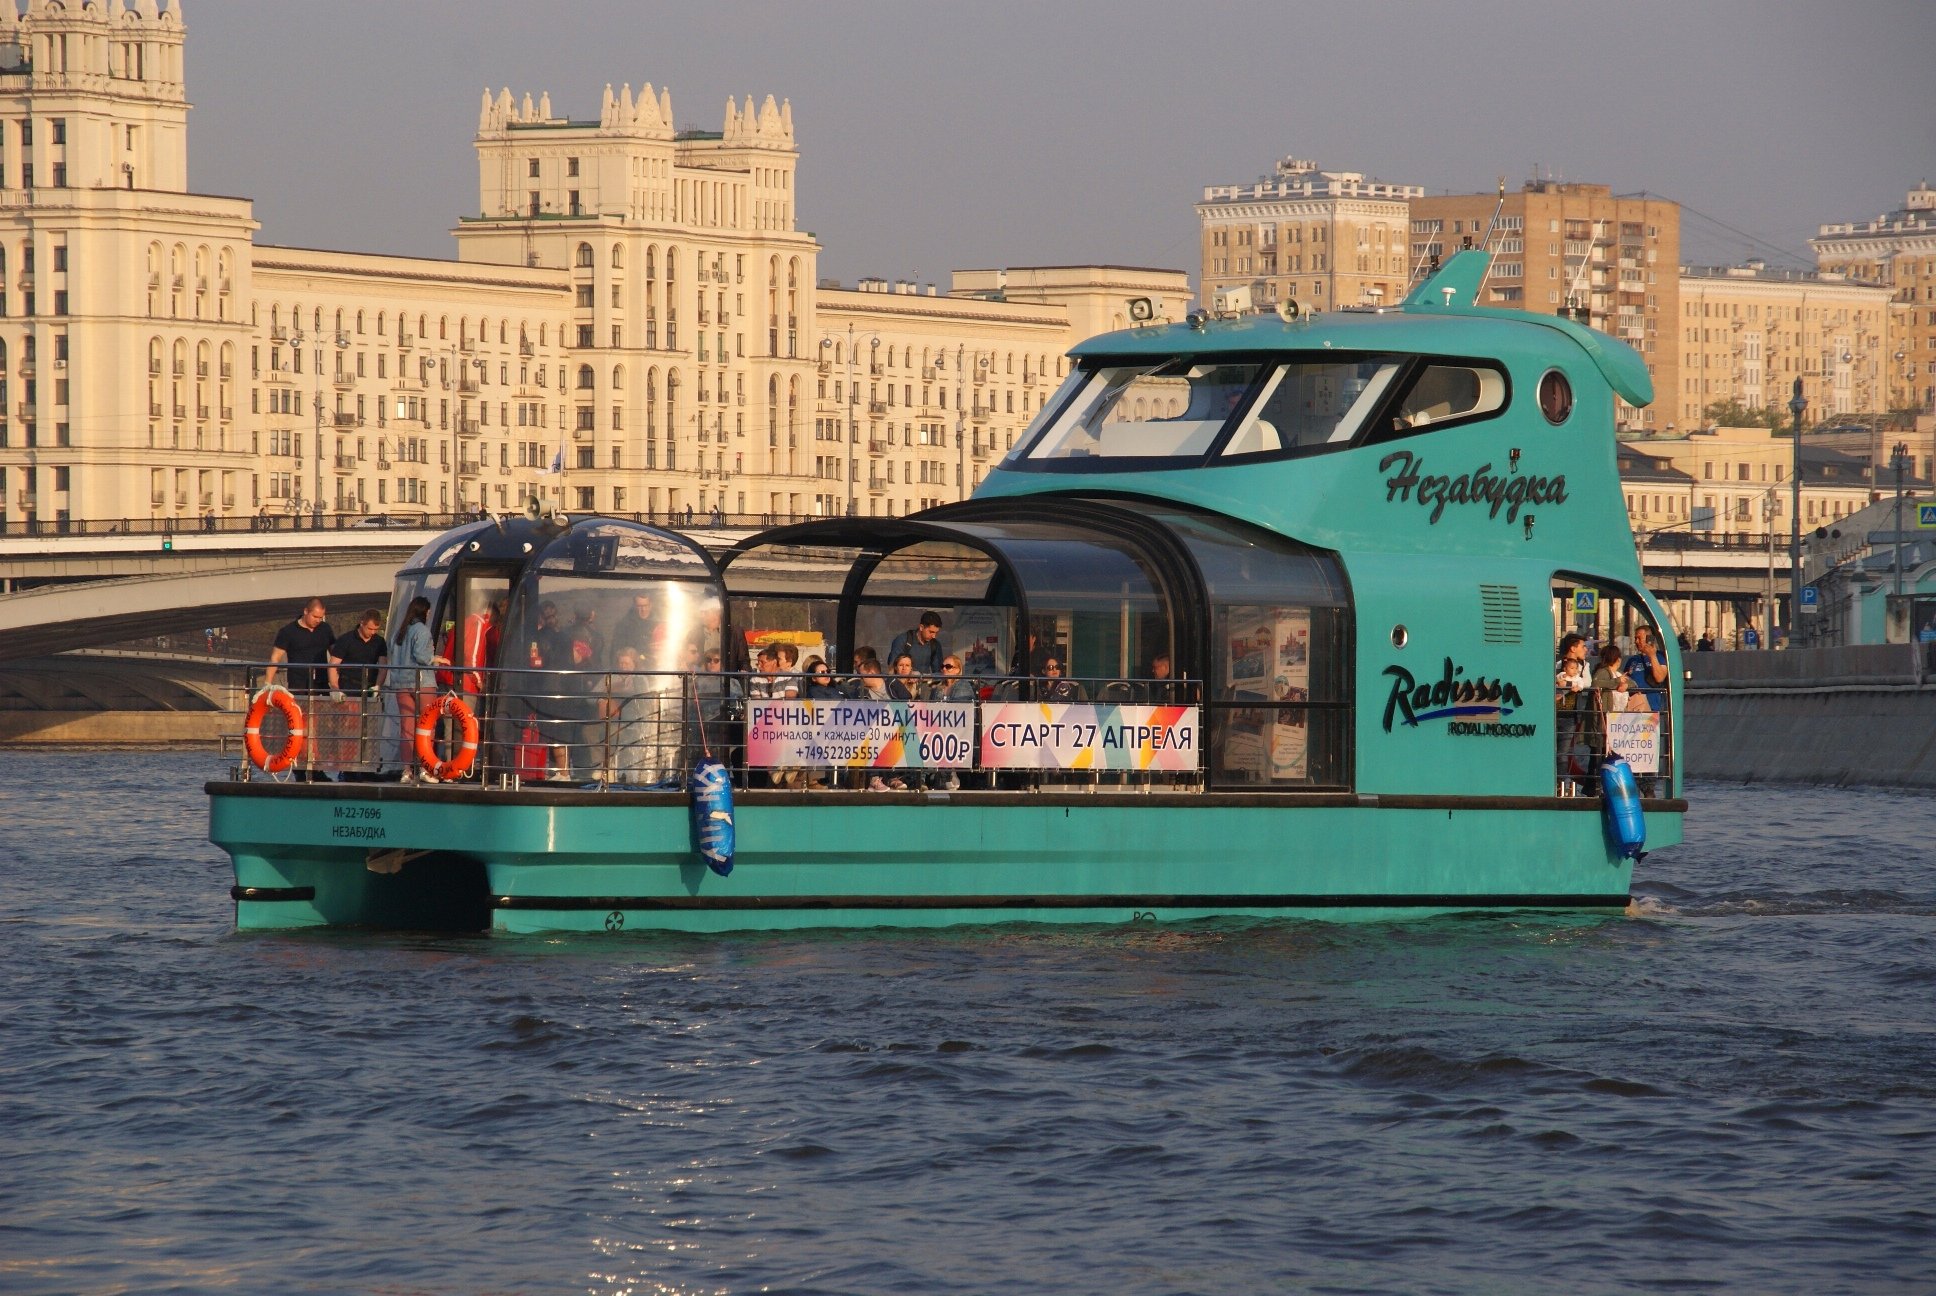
[868,777,890,792]
[418,771,440,785]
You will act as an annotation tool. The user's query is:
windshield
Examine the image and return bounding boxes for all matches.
[1015,355,1407,467]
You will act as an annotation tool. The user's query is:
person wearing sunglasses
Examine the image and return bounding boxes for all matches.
[931,655,976,790]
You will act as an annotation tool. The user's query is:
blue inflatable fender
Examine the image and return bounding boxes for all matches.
[1598,756,1646,860]
[688,757,736,877]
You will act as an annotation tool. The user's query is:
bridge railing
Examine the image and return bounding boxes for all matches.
[2,510,830,539]
[222,662,1228,794]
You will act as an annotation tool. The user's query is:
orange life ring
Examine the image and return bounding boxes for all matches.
[244,688,307,774]
[414,693,480,781]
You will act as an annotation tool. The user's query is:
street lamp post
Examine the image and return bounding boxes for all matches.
[288,328,348,528]
[1787,378,1806,648]
[949,345,989,504]
[819,325,876,516]
[1893,441,1910,600]
[426,350,487,520]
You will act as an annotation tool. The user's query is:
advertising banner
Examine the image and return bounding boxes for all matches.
[746,699,974,770]
[1604,711,1661,774]
[979,703,1201,771]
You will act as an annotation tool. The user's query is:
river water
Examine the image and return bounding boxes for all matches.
[2,752,1932,1295]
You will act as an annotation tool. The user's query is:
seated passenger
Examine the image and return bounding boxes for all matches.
[847,650,905,791]
[1041,657,1085,704]
[1140,653,1186,705]
[887,652,921,702]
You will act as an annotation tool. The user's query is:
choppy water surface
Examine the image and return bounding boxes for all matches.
[3,754,1933,1294]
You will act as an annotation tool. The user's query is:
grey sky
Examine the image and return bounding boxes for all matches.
[188,0,1934,285]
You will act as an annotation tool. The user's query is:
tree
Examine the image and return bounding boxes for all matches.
[1702,399,1784,431]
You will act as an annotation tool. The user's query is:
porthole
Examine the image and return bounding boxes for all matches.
[1390,624,1409,649]
[1538,369,1574,425]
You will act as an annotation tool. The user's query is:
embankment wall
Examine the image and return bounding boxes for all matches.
[1685,643,1936,788]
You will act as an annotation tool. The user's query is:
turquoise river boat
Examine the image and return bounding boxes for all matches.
[208,252,1685,933]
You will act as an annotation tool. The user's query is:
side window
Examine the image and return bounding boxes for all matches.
[1392,363,1507,431]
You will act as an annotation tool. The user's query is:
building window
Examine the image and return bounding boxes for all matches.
[528,158,539,178]
[566,157,579,177]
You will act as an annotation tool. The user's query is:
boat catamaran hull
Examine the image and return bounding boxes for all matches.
[210,252,1683,933]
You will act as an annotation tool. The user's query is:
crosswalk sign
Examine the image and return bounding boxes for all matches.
[1572,589,1598,615]
[1917,503,1936,529]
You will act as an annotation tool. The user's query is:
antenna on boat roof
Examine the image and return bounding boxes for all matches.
[487,509,506,533]
[1469,176,1508,305]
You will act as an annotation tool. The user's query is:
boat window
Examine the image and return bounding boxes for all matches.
[979,522,1173,683]
[1023,360,1264,462]
[533,520,714,576]
[1389,363,1507,432]
[724,541,861,600]
[1218,358,1406,458]
[855,542,1011,678]
[502,575,722,680]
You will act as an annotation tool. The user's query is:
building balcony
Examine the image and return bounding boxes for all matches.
[457,418,480,437]
[868,401,887,416]
[459,461,482,477]
[334,454,357,470]
[333,372,355,389]
[333,412,358,428]
[867,439,887,455]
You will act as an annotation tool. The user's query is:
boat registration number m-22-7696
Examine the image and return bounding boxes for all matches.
[330,804,387,840]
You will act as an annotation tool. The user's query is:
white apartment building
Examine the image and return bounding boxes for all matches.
[0,1,1189,533]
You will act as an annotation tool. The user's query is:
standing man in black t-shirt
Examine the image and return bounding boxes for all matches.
[328,609,389,696]
[264,597,336,694]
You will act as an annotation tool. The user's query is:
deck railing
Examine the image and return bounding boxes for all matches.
[1553,686,1673,797]
[228,664,1227,793]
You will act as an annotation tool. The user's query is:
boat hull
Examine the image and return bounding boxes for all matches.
[209,783,1677,933]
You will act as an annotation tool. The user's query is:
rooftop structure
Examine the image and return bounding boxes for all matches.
[1812,184,1936,413]
[1196,156,1418,317]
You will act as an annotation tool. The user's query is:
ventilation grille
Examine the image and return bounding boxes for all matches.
[1479,584,1522,644]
